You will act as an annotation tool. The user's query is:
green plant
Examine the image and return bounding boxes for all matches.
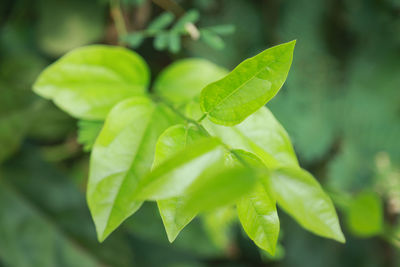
[33,40,344,255]
[121,10,235,52]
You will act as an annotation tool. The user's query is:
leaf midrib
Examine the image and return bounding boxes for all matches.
[61,63,144,86]
[205,59,276,115]
[102,107,155,235]
[249,197,276,250]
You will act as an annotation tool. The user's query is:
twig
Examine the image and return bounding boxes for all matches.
[151,0,185,15]
[110,0,128,38]
[153,95,251,168]
[152,0,201,40]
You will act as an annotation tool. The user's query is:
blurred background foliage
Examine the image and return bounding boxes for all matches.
[0,0,399,266]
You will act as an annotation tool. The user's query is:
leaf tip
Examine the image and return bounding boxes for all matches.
[262,242,277,257]
[166,232,179,243]
[269,247,276,257]
[335,231,346,244]
[97,231,108,243]
[285,39,296,48]
[325,223,346,243]
[93,219,115,243]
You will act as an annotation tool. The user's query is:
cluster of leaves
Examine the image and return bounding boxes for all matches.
[265,0,400,241]
[122,10,235,52]
[33,40,345,255]
[186,0,400,244]
[1,146,235,267]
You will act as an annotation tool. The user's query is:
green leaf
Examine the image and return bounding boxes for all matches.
[134,137,224,200]
[154,32,169,50]
[157,197,197,243]
[269,167,345,243]
[203,206,237,250]
[147,12,175,33]
[228,149,266,168]
[201,106,298,169]
[121,33,145,48]
[200,40,296,126]
[346,191,383,237]
[154,59,228,105]
[228,149,280,254]
[182,165,257,213]
[168,32,181,53]
[153,124,205,167]
[237,184,279,255]
[153,124,205,242]
[87,97,180,242]
[173,10,200,32]
[200,29,225,50]
[33,45,149,120]
[206,24,236,35]
[77,120,103,152]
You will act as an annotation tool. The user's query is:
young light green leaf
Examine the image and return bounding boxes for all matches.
[135,137,224,200]
[77,120,103,152]
[33,45,149,120]
[269,167,345,243]
[154,59,228,105]
[225,149,270,185]
[237,184,279,255]
[182,165,257,213]
[87,97,180,242]
[157,198,196,243]
[202,106,298,169]
[346,191,383,237]
[226,149,280,254]
[200,40,296,126]
[228,149,266,168]
[153,124,205,242]
[153,124,205,167]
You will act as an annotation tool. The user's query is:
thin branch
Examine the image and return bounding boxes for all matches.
[110,0,128,38]
[152,0,200,40]
[154,95,250,168]
[151,0,185,16]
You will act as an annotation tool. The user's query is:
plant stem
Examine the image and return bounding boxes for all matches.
[156,96,210,136]
[155,95,250,167]
[197,113,207,123]
[110,0,128,38]
[151,0,185,16]
[152,0,200,40]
